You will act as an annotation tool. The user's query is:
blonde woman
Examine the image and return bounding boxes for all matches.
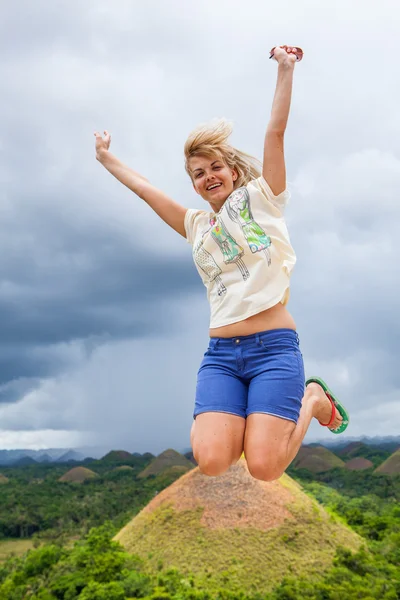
[94,45,349,481]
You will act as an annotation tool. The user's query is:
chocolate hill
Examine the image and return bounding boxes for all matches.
[292,445,345,473]
[337,441,367,457]
[138,449,194,478]
[374,449,400,476]
[345,457,374,471]
[101,450,134,462]
[58,467,98,483]
[116,459,360,593]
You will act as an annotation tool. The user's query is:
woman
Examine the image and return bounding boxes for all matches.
[94,45,349,481]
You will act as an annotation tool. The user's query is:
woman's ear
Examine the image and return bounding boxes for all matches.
[232,169,238,182]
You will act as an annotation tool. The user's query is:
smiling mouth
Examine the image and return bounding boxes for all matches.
[207,183,222,191]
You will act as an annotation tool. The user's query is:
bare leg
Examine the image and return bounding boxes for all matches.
[191,412,246,477]
[245,382,343,481]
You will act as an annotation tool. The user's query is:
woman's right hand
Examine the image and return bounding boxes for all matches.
[94,130,111,161]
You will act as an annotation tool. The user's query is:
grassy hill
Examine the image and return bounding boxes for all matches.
[138,449,194,478]
[116,458,361,594]
[374,449,400,476]
[337,442,391,467]
[345,457,374,471]
[0,474,9,484]
[58,467,98,483]
[292,445,345,473]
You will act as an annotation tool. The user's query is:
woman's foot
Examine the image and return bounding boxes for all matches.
[307,382,343,431]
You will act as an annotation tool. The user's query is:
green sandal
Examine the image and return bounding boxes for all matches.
[306,377,349,434]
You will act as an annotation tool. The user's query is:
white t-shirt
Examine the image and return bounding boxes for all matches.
[184,176,296,328]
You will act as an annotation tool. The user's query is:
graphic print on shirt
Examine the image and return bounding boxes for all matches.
[193,240,227,296]
[225,187,272,265]
[209,215,250,281]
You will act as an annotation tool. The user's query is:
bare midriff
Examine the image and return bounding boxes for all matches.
[209,302,296,338]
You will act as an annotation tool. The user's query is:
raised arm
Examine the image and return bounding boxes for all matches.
[263,46,300,196]
[95,131,187,237]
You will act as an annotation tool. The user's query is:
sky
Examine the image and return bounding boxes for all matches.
[0,0,399,454]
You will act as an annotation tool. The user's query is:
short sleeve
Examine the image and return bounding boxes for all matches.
[184,208,204,245]
[253,176,291,213]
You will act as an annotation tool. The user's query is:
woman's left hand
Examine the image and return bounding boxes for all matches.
[270,45,303,65]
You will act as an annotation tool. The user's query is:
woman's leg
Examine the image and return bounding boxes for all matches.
[244,382,343,481]
[191,337,247,476]
[191,412,246,476]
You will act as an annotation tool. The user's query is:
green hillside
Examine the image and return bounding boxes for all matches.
[116,459,360,594]
[138,449,194,478]
[292,445,345,473]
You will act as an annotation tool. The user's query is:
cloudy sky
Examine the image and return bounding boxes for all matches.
[0,0,399,453]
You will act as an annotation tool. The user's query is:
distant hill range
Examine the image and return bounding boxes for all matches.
[1,436,398,470]
[115,458,361,594]
[0,448,88,466]
[0,447,153,466]
[311,435,400,453]
[290,442,400,476]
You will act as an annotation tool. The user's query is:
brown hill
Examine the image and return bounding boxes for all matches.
[58,467,98,483]
[0,474,9,484]
[116,459,360,594]
[345,457,373,471]
[337,442,368,457]
[292,445,345,473]
[374,449,400,476]
[138,449,194,478]
[101,450,133,462]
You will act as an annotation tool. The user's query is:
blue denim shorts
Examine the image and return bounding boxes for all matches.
[194,328,305,424]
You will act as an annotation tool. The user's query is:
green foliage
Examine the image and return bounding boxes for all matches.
[72,524,126,583]
[0,458,399,599]
[0,456,171,540]
[78,581,125,600]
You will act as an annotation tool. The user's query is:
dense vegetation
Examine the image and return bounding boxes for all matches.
[0,453,399,599]
[0,456,180,539]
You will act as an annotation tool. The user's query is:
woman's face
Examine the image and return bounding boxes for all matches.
[189,155,237,212]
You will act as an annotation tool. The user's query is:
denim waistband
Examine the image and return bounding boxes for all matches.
[209,328,299,347]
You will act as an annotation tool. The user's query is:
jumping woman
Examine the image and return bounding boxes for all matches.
[94,45,349,481]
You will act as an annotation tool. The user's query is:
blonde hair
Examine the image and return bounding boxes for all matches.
[184,118,261,188]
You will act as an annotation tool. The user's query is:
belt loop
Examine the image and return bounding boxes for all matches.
[210,338,220,349]
[255,333,261,345]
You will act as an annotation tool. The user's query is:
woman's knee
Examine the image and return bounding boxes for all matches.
[246,457,285,482]
[195,451,233,477]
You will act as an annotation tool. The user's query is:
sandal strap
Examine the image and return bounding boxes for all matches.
[319,393,336,428]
